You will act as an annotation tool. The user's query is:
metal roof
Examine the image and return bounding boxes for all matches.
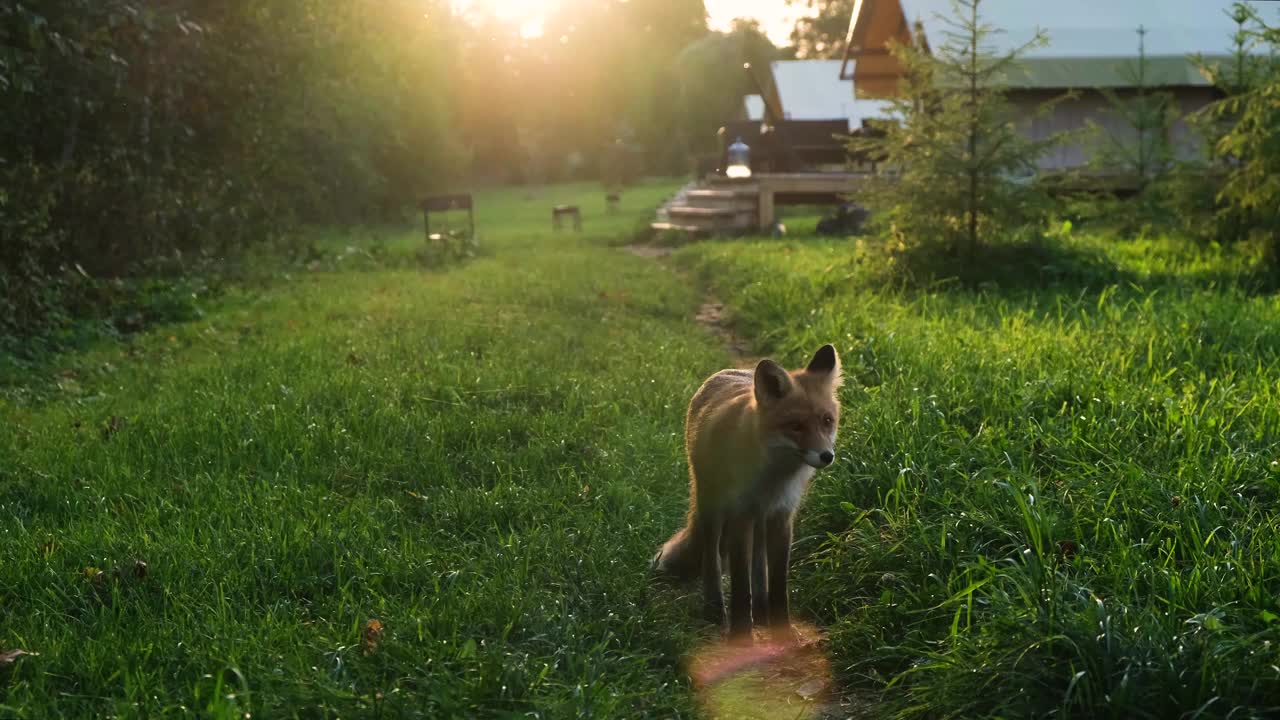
[849,0,1275,88]
[900,0,1272,57]
[745,61,893,126]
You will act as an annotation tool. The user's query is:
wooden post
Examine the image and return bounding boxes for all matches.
[757,183,775,230]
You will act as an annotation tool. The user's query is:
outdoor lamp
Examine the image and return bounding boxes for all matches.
[726,137,752,179]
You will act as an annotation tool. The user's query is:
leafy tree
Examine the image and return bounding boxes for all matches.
[0,0,723,344]
[788,0,855,59]
[675,19,780,164]
[1,0,466,345]
[853,0,1056,264]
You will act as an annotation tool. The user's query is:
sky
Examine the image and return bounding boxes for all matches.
[704,0,801,44]
[451,0,801,45]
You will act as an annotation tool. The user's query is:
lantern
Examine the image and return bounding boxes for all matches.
[726,137,752,179]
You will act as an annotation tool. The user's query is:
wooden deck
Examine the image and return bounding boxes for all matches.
[653,172,870,236]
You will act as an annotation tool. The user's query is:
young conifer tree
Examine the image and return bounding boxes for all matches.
[854,0,1056,263]
[1188,3,1280,265]
[1186,3,1272,247]
[1088,26,1176,197]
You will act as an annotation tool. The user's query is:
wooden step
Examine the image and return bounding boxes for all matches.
[683,189,759,211]
[666,206,745,218]
[663,209,756,232]
[704,176,760,190]
[685,188,759,200]
[649,222,705,234]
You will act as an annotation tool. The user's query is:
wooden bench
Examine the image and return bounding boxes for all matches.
[422,194,474,242]
[552,205,582,231]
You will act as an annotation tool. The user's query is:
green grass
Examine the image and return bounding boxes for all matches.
[1,179,734,718]
[676,232,1280,718]
[8,180,1280,718]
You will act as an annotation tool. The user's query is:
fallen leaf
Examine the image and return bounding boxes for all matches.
[346,352,367,367]
[1058,539,1079,559]
[795,677,828,700]
[132,559,148,579]
[362,619,384,655]
[83,566,108,587]
[101,415,126,440]
[0,649,37,667]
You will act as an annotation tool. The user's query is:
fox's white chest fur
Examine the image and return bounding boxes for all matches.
[721,449,815,515]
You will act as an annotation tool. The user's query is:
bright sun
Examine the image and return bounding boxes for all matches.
[452,0,553,39]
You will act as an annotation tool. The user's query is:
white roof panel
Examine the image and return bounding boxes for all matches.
[768,60,893,125]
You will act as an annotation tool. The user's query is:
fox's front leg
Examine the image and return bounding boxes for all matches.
[726,513,755,643]
[751,517,768,625]
[700,510,725,628]
[766,511,798,642]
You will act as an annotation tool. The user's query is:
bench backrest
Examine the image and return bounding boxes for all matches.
[422,194,473,212]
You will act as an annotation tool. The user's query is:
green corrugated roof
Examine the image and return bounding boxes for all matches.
[1001,55,1223,89]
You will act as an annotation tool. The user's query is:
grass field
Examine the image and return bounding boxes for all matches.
[0,180,729,718]
[678,234,1280,718]
[4,181,1280,719]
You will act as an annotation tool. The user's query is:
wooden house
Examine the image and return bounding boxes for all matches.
[840,0,1268,173]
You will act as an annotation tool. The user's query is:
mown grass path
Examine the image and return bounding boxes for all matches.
[1,181,757,718]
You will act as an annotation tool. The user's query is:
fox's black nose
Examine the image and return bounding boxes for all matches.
[819,451,834,465]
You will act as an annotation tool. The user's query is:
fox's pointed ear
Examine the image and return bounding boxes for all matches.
[807,344,843,386]
[807,344,839,374]
[754,359,793,403]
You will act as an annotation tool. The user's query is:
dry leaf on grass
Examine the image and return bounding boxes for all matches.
[101,415,126,440]
[362,619,384,655]
[0,649,37,667]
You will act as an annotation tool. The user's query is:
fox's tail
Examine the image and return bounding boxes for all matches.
[651,523,701,581]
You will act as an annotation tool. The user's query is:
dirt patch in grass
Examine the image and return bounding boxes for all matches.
[625,243,750,360]
[623,243,674,259]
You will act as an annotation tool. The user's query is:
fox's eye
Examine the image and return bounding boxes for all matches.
[787,421,805,433]
[822,415,835,426]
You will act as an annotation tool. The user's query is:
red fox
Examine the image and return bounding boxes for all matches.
[653,345,842,643]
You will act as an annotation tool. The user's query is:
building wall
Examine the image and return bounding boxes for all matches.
[1011,87,1219,171]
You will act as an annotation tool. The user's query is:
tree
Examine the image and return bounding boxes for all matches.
[853,0,1055,263]
[675,20,780,163]
[1087,26,1176,197]
[0,0,467,343]
[788,0,855,59]
[1197,4,1280,266]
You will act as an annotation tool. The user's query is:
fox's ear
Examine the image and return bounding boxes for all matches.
[754,359,793,402]
[807,344,843,389]
[807,344,840,375]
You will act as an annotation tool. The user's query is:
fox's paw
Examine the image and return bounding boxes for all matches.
[703,600,726,628]
[649,548,664,573]
[770,623,801,646]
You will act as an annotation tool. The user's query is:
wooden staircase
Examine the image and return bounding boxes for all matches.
[650,173,869,238]
[651,181,759,237]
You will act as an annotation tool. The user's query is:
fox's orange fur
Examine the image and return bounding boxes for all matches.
[653,345,842,643]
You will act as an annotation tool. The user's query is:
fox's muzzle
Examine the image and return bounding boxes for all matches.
[803,449,835,469]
